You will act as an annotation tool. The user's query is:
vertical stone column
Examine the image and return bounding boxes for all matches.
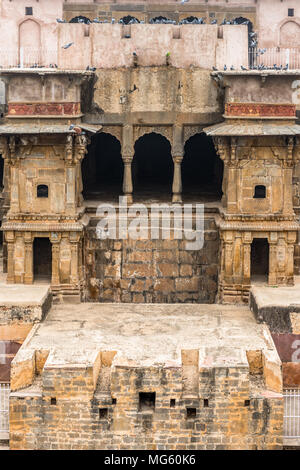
[10,161,20,214]
[51,242,60,286]
[66,163,76,215]
[287,242,295,285]
[283,165,294,215]
[74,134,88,208]
[172,156,183,203]
[122,156,133,204]
[224,240,233,282]
[243,243,251,285]
[172,125,184,203]
[122,125,134,204]
[70,242,79,285]
[6,239,15,284]
[269,243,277,286]
[24,234,33,285]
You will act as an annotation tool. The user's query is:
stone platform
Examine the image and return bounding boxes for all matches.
[9,303,284,450]
[13,302,278,369]
[0,283,52,324]
[250,277,300,333]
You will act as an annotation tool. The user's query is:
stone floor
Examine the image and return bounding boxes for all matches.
[251,276,300,309]
[15,303,278,369]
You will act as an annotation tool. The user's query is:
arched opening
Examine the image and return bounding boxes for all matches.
[33,238,52,282]
[280,21,300,47]
[19,19,41,66]
[133,133,173,199]
[150,16,171,24]
[81,132,123,201]
[180,16,204,25]
[233,16,253,34]
[182,133,223,201]
[251,238,269,282]
[70,16,91,25]
[254,185,266,199]
[119,16,140,25]
[37,184,48,198]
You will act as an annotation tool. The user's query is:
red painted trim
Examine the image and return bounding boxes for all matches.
[8,102,81,116]
[225,103,296,117]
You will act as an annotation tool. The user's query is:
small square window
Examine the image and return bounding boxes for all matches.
[25,7,33,16]
[37,185,48,198]
[186,407,196,419]
[288,9,294,17]
[139,392,155,412]
[170,399,176,408]
[254,185,266,199]
[99,408,108,419]
[244,400,250,407]
[112,398,117,405]
[50,397,56,405]
[203,399,209,408]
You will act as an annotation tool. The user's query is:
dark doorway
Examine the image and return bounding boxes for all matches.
[251,238,269,281]
[81,133,123,201]
[33,238,52,282]
[133,133,173,199]
[182,133,223,201]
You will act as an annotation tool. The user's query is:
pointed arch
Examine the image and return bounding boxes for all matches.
[19,19,41,66]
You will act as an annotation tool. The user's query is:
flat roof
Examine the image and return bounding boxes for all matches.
[204,121,300,136]
[0,123,102,135]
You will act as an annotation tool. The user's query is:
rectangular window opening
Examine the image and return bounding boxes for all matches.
[139,392,156,412]
[204,399,209,408]
[186,407,196,419]
[25,7,33,15]
[288,9,295,17]
[50,397,56,405]
[170,399,176,408]
[99,408,108,419]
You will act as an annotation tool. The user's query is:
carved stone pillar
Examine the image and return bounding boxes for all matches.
[6,241,15,284]
[24,234,33,285]
[172,125,184,203]
[51,242,60,285]
[122,156,133,204]
[66,163,77,215]
[70,242,79,285]
[243,243,251,285]
[122,125,134,204]
[172,156,183,203]
[268,243,277,286]
[74,134,88,208]
[287,242,295,285]
[224,241,233,282]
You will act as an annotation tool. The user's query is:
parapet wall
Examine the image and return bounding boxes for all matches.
[0,22,248,70]
[9,346,283,450]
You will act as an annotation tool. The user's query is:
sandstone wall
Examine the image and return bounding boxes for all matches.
[84,215,219,304]
[9,361,283,450]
